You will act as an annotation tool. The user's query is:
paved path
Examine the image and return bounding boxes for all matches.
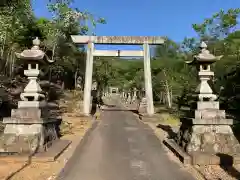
[57,98,195,180]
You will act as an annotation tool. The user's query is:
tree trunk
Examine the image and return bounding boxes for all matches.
[163,70,172,108]
[1,31,7,58]
[165,84,172,108]
[74,71,78,89]
[61,81,65,90]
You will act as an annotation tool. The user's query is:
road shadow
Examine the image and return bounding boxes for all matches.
[103,108,137,112]
[103,106,139,115]
[217,153,240,179]
[103,104,116,108]
[156,124,177,139]
[130,109,139,115]
[90,103,97,116]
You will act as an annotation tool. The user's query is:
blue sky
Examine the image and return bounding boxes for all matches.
[32,0,240,50]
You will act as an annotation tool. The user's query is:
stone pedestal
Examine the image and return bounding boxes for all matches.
[0,101,59,154]
[138,97,147,114]
[176,101,240,160]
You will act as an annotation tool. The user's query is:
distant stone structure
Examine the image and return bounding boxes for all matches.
[76,76,82,90]
[110,87,118,94]
[138,97,148,115]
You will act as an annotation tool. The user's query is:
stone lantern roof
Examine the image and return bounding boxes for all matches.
[15,37,54,63]
[186,42,222,65]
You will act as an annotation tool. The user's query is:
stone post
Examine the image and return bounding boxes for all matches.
[127,92,131,104]
[83,40,94,116]
[121,92,125,100]
[138,96,148,115]
[132,88,137,103]
[122,91,126,102]
[143,43,154,115]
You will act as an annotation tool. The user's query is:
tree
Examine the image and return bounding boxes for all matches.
[192,8,240,42]
[154,38,180,59]
[93,57,115,93]
[35,0,106,88]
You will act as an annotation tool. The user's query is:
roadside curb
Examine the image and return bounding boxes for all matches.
[56,118,99,179]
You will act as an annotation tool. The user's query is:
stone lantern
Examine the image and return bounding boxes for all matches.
[16,37,54,106]
[0,38,69,155]
[172,42,240,165]
[186,42,222,101]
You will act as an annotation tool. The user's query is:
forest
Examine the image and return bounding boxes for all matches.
[0,1,240,118]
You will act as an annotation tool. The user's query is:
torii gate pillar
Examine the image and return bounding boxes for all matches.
[143,43,154,115]
[83,40,94,115]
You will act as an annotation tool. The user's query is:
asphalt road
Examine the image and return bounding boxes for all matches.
[57,98,195,180]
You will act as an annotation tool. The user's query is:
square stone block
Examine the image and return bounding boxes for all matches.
[192,118,233,125]
[4,124,42,135]
[18,101,47,108]
[195,109,225,119]
[3,108,51,124]
[197,101,219,110]
[191,153,221,165]
[0,122,60,154]
[198,71,214,76]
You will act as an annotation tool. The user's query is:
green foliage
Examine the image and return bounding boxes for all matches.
[0,0,106,90]
[96,8,240,115]
[1,2,240,119]
[154,38,180,58]
[93,57,115,91]
[192,8,240,41]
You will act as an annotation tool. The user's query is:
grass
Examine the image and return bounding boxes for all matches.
[59,120,73,135]
[164,115,180,126]
[95,111,101,120]
[60,90,83,113]
[154,104,181,126]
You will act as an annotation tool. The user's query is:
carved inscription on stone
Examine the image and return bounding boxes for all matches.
[10,109,42,123]
[95,36,163,44]
[71,35,164,45]
[12,109,40,119]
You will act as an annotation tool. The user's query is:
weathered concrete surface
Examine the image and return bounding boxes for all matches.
[57,98,194,180]
[71,35,165,45]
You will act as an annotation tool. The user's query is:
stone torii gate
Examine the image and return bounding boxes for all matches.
[71,36,165,116]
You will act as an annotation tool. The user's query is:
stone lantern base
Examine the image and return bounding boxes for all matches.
[165,101,240,165]
[0,100,63,155]
[138,97,148,114]
[138,97,159,122]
